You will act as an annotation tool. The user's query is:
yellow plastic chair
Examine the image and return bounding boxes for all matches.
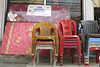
[32,22,58,66]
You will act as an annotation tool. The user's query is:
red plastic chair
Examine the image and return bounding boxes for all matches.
[58,19,81,66]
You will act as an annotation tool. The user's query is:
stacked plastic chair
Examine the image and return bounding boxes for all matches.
[32,22,58,66]
[81,20,100,66]
[58,19,81,66]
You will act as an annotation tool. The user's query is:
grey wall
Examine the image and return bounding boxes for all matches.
[47,0,81,21]
[83,0,94,20]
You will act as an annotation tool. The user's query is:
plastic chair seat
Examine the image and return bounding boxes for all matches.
[36,41,54,44]
[64,44,78,46]
[35,36,54,40]
[64,46,78,48]
[36,44,54,50]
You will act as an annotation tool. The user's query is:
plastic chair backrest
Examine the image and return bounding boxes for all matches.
[34,22,56,36]
[59,19,77,36]
[67,19,77,35]
[81,21,99,35]
[81,21,99,42]
[81,20,99,53]
[58,19,65,37]
[61,20,72,35]
[78,23,82,30]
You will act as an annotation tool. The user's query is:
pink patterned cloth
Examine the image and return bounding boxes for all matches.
[0,22,57,56]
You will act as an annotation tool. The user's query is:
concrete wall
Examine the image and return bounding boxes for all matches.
[93,0,100,7]
[83,0,94,20]
[0,0,3,41]
[0,0,7,41]
[99,0,100,7]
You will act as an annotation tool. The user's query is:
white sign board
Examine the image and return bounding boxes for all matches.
[27,5,51,16]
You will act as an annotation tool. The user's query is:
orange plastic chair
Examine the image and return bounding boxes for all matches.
[58,19,81,66]
[32,22,58,64]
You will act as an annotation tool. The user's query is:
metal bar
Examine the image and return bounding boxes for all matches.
[44,0,46,5]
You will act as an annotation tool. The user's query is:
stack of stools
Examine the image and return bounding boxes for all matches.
[58,19,81,66]
[81,20,100,66]
[32,22,58,66]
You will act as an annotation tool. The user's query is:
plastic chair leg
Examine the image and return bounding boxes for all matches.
[50,50,52,63]
[71,49,74,63]
[60,56,63,66]
[60,40,64,66]
[55,56,57,61]
[85,64,89,66]
[53,60,56,67]
[77,48,81,65]
[32,56,34,61]
[37,49,40,64]
[78,55,81,65]
[53,56,57,66]
[32,56,35,66]
[33,61,35,66]
[82,53,84,63]
[96,50,99,63]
